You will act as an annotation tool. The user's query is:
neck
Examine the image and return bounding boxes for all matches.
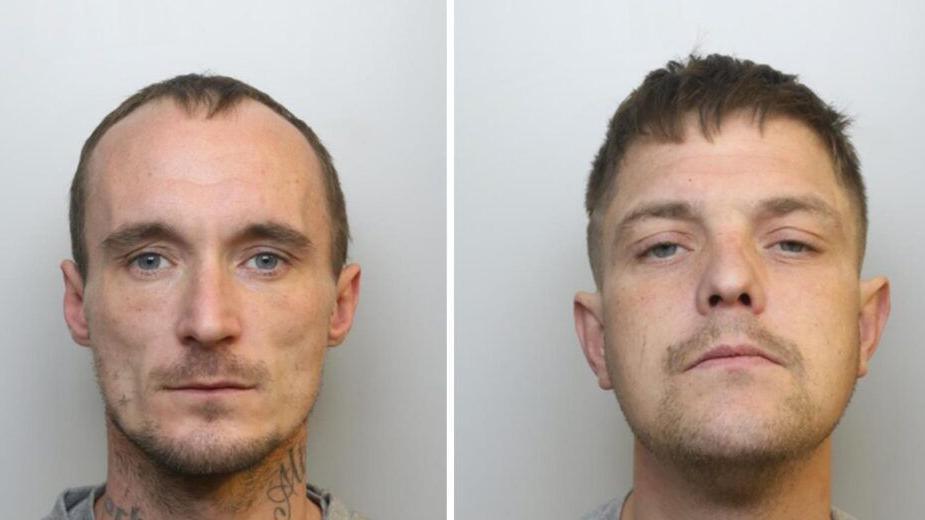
[94,420,321,520]
[623,437,832,520]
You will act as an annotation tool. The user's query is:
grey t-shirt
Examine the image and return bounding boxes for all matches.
[44,483,367,520]
[581,495,858,520]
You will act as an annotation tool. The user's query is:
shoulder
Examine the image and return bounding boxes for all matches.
[580,496,623,520]
[307,483,369,520]
[326,494,369,520]
[43,484,104,520]
[831,506,859,520]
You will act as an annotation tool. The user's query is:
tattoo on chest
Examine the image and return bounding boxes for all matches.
[103,496,143,520]
[266,445,307,519]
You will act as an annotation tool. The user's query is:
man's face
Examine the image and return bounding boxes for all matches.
[575,113,889,467]
[62,99,359,475]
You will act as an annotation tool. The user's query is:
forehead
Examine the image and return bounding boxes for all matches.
[85,98,327,241]
[609,114,851,222]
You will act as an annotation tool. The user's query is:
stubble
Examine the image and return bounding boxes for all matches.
[612,319,855,502]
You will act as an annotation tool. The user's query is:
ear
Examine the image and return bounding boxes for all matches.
[328,263,361,347]
[61,260,91,347]
[856,276,890,378]
[574,291,612,389]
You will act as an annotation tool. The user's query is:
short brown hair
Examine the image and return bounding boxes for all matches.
[69,73,349,279]
[585,54,865,286]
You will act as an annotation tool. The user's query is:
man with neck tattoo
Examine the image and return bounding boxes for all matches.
[573,54,891,520]
[46,74,365,520]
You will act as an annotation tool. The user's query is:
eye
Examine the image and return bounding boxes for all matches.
[643,242,680,259]
[776,240,812,254]
[131,253,168,271]
[245,252,284,272]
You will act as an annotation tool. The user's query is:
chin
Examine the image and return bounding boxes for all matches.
[637,389,834,471]
[105,401,287,476]
[667,421,814,466]
[130,418,283,476]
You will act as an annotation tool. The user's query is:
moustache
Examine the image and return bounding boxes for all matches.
[665,318,805,376]
[150,350,270,388]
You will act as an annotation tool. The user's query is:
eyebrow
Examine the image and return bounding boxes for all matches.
[613,195,842,243]
[755,195,839,224]
[101,221,314,256]
[615,201,699,237]
[233,222,314,252]
[102,222,188,255]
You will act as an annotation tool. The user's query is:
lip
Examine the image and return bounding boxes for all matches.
[165,381,256,392]
[686,344,782,371]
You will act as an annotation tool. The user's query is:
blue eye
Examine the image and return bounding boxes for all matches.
[248,253,281,270]
[133,253,165,270]
[778,241,809,253]
[646,243,679,259]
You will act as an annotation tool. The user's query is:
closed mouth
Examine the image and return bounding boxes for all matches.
[166,382,255,391]
[686,344,782,371]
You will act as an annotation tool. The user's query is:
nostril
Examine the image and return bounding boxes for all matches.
[708,294,721,307]
[739,293,751,306]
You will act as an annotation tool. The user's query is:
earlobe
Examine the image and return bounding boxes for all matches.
[574,291,612,389]
[61,260,91,347]
[328,263,361,347]
[857,276,891,378]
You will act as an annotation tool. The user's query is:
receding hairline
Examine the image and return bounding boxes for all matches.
[79,96,333,269]
[70,74,350,281]
[84,96,323,186]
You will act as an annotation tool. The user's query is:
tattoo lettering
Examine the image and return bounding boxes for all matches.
[266,446,307,520]
[103,496,143,520]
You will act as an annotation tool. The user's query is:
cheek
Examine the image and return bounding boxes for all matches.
[250,281,335,390]
[85,280,173,398]
[606,274,697,363]
[766,272,861,393]
[604,283,690,408]
[252,281,333,344]
[771,270,858,345]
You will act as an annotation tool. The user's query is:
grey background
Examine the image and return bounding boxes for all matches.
[457,1,924,518]
[0,2,445,519]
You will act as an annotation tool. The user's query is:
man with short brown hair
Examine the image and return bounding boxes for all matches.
[46,74,365,520]
[574,55,890,520]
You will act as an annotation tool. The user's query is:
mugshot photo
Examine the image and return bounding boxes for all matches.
[3,0,925,519]
[0,2,445,520]
[456,1,924,519]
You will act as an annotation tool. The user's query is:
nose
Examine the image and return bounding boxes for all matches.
[695,238,766,316]
[175,260,242,347]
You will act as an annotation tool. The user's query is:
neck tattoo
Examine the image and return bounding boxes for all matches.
[102,496,143,520]
[266,445,308,520]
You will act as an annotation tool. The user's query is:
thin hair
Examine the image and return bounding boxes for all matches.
[69,73,349,279]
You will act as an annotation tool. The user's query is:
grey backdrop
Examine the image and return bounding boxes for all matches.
[0,2,445,519]
[457,1,924,518]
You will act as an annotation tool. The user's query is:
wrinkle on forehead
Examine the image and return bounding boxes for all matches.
[83,98,328,251]
[90,180,324,257]
[608,116,853,235]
